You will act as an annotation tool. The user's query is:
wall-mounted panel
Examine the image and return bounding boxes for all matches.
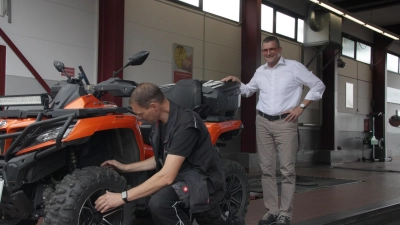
[336,112,365,132]
[204,42,240,76]
[279,39,301,62]
[387,72,400,88]
[123,56,174,85]
[204,17,241,49]
[2,0,97,49]
[124,22,204,72]
[357,97,370,115]
[358,80,372,99]
[337,58,357,78]
[126,0,204,39]
[5,35,96,82]
[357,62,372,82]
[298,109,320,125]
[342,19,373,43]
[5,75,58,95]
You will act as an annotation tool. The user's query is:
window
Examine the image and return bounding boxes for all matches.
[297,19,304,43]
[356,42,371,64]
[387,53,399,73]
[341,35,371,65]
[261,2,304,43]
[342,37,355,58]
[276,12,295,39]
[261,4,273,33]
[177,0,199,7]
[173,0,240,22]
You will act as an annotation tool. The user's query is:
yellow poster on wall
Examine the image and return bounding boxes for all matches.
[173,43,193,82]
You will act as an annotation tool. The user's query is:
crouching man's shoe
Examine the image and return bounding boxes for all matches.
[258,212,278,225]
[223,215,243,225]
[276,214,291,225]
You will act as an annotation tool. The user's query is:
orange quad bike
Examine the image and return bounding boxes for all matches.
[0,51,249,225]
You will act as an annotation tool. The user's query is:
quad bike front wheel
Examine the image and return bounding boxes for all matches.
[43,166,134,225]
[220,159,250,224]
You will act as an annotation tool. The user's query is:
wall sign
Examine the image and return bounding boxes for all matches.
[61,67,75,77]
[387,87,400,104]
[346,82,354,108]
[173,43,193,83]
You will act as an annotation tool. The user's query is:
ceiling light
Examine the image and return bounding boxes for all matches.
[365,24,383,34]
[309,0,399,40]
[320,2,344,15]
[344,15,365,25]
[383,32,400,40]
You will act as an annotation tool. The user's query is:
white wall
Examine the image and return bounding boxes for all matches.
[123,0,241,86]
[0,0,98,94]
[123,0,242,153]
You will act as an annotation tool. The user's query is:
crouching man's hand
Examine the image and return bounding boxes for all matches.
[94,191,125,213]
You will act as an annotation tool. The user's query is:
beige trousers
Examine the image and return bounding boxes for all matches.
[256,114,298,218]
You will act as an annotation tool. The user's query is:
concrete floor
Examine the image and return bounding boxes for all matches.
[35,156,400,224]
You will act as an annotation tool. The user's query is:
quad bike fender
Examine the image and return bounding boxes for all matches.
[143,143,154,159]
[0,150,68,219]
[140,120,243,159]
[2,149,67,192]
[16,115,147,161]
[205,120,243,145]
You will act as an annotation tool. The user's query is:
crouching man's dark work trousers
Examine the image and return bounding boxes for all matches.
[149,185,224,225]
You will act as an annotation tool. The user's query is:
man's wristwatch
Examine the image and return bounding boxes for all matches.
[121,191,129,203]
[300,103,306,109]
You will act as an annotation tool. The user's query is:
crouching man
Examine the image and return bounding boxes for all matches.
[95,83,237,225]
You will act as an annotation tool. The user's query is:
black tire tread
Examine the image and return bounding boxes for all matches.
[221,159,250,224]
[43,166,128,225]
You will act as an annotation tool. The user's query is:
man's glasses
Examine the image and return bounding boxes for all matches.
[261,47,279,53]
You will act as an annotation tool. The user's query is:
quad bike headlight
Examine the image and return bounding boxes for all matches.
[0,120,7,127]
[36,125,75,142]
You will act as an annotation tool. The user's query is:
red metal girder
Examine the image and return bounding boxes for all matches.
[240,0,261,153]
[0,28,50,93]
[97,0,125,106]
[0,45,5,96]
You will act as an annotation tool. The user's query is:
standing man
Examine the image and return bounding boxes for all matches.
[94,83,230,225]
[222,36,325,225]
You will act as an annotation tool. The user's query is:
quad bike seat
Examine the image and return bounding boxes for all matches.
[140,79,206,145]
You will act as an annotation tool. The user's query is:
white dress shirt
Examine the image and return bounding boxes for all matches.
[240,56,325,116]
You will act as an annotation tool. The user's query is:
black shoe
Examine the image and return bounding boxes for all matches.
[224,215,242,225]
[258,213,278,225]
[276,214,291,225]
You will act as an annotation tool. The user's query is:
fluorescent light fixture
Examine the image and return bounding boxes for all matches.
[365,24,383,34]
[320,2,344,15]
[383,32,400,40]
[309,0,400,40]
[0,94,46,106]
[344,15,365,25]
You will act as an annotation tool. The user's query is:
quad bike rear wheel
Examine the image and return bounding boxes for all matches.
[43,166,134,225]
[220,159,250,224]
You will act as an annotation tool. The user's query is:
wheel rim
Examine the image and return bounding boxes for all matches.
[220,174,243,217]
[79,188,124,225]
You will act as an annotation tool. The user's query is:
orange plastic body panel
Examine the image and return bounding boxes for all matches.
[205,120,242,145]
[141,120,243,160]
[1,118,40,155]
[144,143,154,159]
[1,114,146,161]
[64,95,111,109]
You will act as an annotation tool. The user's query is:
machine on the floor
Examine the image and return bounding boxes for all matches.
[369,112,392,162]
